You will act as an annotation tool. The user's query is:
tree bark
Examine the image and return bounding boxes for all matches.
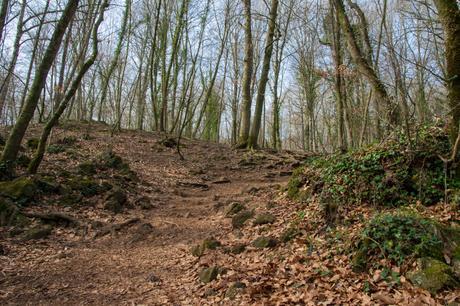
[433,0,460,141]
[1,0,79,167]
[248,0,279,148]
[237,0,254,147]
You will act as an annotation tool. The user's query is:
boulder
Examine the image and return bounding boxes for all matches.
[0,177,37,203]
[407,257,459,294]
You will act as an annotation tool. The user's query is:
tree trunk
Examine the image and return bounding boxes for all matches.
[248,0,279,148]
[433,0,460,141]
[237,0,254,147]
[1,0,79,167]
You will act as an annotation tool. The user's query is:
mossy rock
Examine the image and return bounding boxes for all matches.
[232,210,254,229]
[191,237,221,257]
[23,225,52,240]
[26,138,39,150]
[232,243,247,254]
[252,236,278,248]
[280,227,299,243]
[199,266,220,283]
[56,136,77,146]
[0,177,37,203]
[98,150,129,171]
[407,257,459,294]
[67,178,102,197]
[253,213,276,226]
[77,161,97,176]
[0,197,28,226]
[35,177,61,194]
[104,188,128,213]
[225,282,246,300]
[225,202,246,217]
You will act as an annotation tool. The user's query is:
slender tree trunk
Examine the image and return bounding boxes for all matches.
[0,0,10,44]
[433,0,460,141]
[332,0,398,128]
[1,0,79,167]
[248,0,279,148]
[238,0,254,147]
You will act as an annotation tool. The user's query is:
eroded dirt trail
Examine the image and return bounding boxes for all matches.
[0,128,301,305]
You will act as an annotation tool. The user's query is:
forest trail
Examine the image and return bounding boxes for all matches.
[0,123,304,305]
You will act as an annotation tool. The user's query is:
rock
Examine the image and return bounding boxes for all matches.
[225,281,246,300]
[146,273,161,283]
[77,161,97,175]
[0,197,27,226]
[26,138,39,150]
[407,257,459,294]
[36,177,61,194]
[225,202,246,217]
[230,243,246,254]
[47,144,66,154]
[135,196,153,209]
[0,177,37,203]
[252,236,278,248]
[158,138,177,148]
[203,288,218,297]
[23,225,52,240]
[253,213,276,226]
[199,266,220,283]
[280,227,299,243]
[98,150,130,172]
[67,178,102,197]
[191,237,221,257]
[232,210,254,229]
[104,188,128,213]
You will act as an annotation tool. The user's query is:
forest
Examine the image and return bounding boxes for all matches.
[0,0,460,304]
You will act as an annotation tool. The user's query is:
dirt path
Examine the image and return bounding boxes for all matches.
[0,128,299,305]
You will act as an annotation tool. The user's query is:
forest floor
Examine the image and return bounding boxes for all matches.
[0,122,459,305]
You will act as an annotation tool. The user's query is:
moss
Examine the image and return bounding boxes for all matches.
[23,225,52,240]
[225,202,246,217]
[232,210,254,228]
[253,213,276,225]
[199,266,220,283]
[26,138,39,150]
[0,177,37,203]
[252,236,278,248]
[191,237,221,257]
[77,161,97,176]
[0,197,28,226]
[47,144,66,154]
[67,178,102,197]
[408,257,459,294]
[280,227,299,243]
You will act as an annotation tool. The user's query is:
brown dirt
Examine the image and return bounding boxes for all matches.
[0,123,301,305]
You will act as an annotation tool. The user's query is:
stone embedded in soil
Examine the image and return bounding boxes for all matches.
[225,202,246,217]
[252,236,278,248]
[199,266,220,283]
[23,225,52,240]
[407,257,459,294]
[191,237,221,257]
[253,213,276,225]
[280,227,299,243]
[225,281,246,300]
[104,188,128,213]
[230,243,246,254]
[0,177,37,203]
[232,210,254,229]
